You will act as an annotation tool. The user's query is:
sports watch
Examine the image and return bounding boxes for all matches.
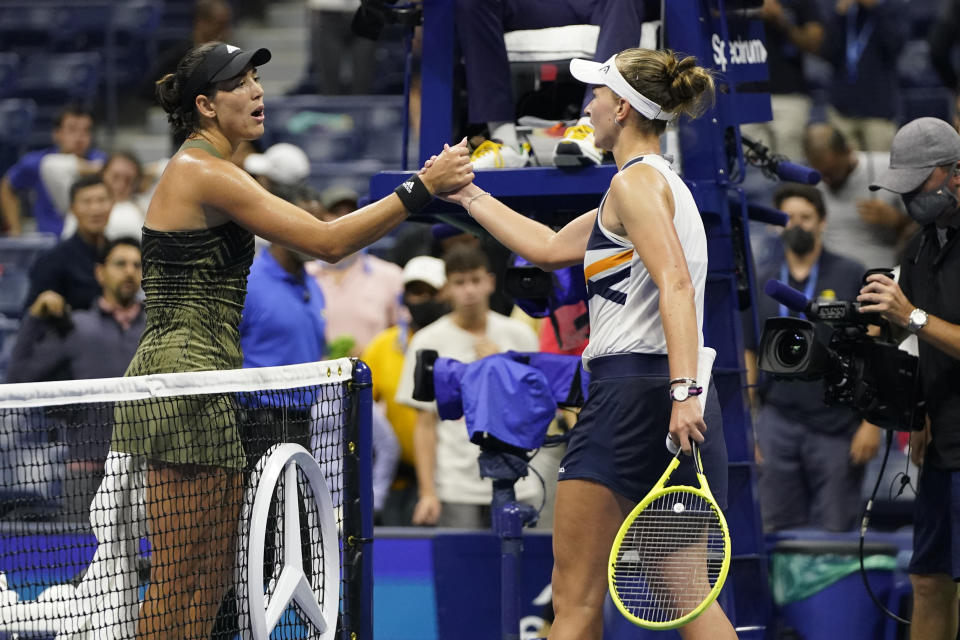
[669,384,703,402]
[907,308,928,334]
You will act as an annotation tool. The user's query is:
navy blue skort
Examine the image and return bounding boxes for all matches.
[558,353,728,509]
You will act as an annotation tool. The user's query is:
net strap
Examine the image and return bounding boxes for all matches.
[0,359,354,409]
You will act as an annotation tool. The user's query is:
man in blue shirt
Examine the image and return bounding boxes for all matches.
[1,104,107,236]
[239,218,327,370]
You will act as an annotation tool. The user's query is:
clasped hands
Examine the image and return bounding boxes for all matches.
[419,141,486,208]
[418,138,475,198]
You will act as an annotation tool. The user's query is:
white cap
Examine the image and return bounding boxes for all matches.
[244,143,310,185]
[569,54,673,121]
[320,185,359,210]
[402,256,446,291]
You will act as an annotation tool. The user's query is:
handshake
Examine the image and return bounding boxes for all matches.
[417,139,491,215]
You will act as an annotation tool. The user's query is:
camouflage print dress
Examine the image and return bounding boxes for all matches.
[112,141,255,469]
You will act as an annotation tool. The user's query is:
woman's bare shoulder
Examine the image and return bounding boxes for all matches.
[148,149,251,229]
[163,148,239,180]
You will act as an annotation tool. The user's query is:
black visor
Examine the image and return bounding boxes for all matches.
[181,43,272,110]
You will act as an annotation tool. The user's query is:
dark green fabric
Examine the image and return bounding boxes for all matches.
[112,222,254,469]
[770,552,897,605]
[179,137,225,159]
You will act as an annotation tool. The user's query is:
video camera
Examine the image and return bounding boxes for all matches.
[757,269,924,431]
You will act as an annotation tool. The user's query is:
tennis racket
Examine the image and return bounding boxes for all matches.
[607,347,731,629]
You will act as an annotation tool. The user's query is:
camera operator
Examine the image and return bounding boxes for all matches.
[748,183,881,532]
[859,117,960,640]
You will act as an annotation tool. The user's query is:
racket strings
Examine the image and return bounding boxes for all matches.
[611,490,726,624]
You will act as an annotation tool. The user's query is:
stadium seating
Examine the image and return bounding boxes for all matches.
[0,2,162,146]
[0,53,20,100]
[262,94,412,194]
[0,98,37,177]
[0,235,57,319]
[16,53,101,107]
[0,5,67,55]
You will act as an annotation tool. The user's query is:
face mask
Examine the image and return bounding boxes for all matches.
[782,226,816,256]
[902,176,959,226]
[406,299,449,329]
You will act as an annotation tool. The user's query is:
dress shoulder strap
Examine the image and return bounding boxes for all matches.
[179,138,224,159]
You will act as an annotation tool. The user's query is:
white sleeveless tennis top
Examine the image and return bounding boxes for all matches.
[581,154,708,364]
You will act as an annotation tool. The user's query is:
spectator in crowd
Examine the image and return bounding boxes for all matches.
[146,0,233,96]
[803,123,912,269]
[821,0,908,152]
[24,175,112,313]
[455,0,650,169]
[302,0,377,95]
[857,117,960,640]
[395,245,542,528]
[307,186,404,356]
[741,0,824,161]
[243,142,311,191]
[748,184,879,532]
[6,237,143,383]
[0,104,107,236]
[362,255,450,525]
[44,150,148,241]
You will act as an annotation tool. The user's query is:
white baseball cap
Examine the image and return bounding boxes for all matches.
[402,256,446,291]
[244,142,310,185]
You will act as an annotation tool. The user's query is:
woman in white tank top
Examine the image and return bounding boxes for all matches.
[432,49,737,640]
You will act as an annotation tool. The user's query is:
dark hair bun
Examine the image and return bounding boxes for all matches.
[155,73,180,115]
[155,42,220,141]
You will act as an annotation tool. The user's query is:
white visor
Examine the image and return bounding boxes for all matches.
[570,54,674,122]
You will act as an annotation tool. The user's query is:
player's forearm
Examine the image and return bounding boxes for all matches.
[0,178,22,235]
[465,191,562,270]
[316,194,410,262]
[660,282,700,381]
[413,410,438,497]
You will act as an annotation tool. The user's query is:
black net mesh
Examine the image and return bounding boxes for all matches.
[0,362,362,640]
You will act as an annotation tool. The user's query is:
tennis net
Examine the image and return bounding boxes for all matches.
[0,358,373,640]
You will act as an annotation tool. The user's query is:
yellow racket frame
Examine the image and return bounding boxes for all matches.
[607,445,731,630]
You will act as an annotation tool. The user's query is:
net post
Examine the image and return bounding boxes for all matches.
[345,358,374,639]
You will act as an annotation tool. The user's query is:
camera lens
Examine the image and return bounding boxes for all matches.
[775,331,808,367]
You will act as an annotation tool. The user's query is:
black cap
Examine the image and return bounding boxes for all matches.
[181,43,271,110]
